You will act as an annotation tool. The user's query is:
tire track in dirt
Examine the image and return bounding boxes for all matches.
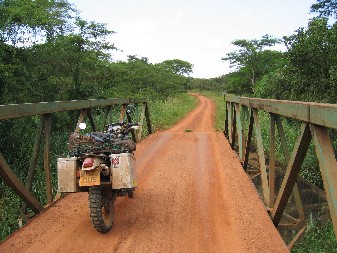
[0,94,289,253]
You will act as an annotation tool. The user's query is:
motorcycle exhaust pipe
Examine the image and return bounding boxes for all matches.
[100,164,110,176]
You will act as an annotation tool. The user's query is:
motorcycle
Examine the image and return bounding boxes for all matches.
[57,120,139,233]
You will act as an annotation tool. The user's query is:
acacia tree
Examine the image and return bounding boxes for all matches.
[160,59,193,76]
[311,0,337,18]
[222,34,282,94]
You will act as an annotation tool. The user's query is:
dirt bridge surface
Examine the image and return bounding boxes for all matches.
[0,95,288,253]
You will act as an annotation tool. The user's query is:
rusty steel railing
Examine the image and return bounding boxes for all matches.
[224,93,337,248]
[0,98,152,217]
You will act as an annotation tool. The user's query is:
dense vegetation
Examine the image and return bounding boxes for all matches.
[192,1,337,105]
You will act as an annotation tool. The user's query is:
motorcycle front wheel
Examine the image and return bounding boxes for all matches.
[89,186,115,233]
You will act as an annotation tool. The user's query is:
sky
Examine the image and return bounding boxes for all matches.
[68,0,316,78]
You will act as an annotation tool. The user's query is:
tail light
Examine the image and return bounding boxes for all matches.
[83,158,94,168]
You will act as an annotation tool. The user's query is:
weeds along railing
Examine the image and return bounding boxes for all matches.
[224,93,337,244]
[0,98,152,217]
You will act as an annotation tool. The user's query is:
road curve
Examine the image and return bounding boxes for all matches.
[0,94,288,253]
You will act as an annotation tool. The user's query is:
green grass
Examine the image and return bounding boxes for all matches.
[197,91,226,131]
[149,93,198,131]
[292,220,337,253]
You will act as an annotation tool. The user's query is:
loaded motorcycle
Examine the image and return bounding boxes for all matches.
[57,120,139,232]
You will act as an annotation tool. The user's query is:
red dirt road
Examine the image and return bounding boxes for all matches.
[0,95,288,253]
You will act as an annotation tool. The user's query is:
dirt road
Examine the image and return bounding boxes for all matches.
[0,95,288,253]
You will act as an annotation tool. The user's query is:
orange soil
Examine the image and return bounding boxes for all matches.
[0,94,288,253]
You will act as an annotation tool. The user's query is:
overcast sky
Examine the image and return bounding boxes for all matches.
[68,0,316,78]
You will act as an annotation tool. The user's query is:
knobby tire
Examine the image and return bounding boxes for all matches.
[89,186,114,233]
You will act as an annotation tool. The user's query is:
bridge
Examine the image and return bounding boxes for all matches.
[0,94,336,252]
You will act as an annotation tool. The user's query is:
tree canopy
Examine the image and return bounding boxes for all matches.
[218,0,337,103]
[0,0,76,44]
[160,59,193,76]
[311,0,337,19]
[221,34,283,94]
[0,0,193,104]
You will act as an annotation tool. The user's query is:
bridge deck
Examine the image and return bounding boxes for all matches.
[0,95,288,253]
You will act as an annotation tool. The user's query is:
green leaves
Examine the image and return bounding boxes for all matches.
[283,18,337,103]
[106,58,192,100]
[160,59,193,76]
[0,0,76,44]
[222,34,283,95]
[311,0,337,19]
[223,34,281,70]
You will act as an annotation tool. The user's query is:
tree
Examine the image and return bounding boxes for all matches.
[283,18,337,103]
[222,34,282,94]
[106,58,189,100]
[0,0,76,44]
[311,0,337,19]
[0,0,116,103]
[63,18,116,100]
[160,59,193,76]
[254,66,293,100]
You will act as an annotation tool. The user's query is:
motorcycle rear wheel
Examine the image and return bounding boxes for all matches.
[89,186,114,233]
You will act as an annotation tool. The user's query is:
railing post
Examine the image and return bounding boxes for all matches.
[224,96,228,137]
[102,106,112,131]
[269,113,276,208]
[241,106,247,160]
[231,103,237,149]
[311,124,337,239]
[0,153,44,214]
[75,109,87,132]
[87,109,97,132]
[43,114,53,204]
[275,115,305,219]
[228,102,232,144]
[135,103,146,142]
[235,104,243,161]
[21,117,44,214]
[126,104,137,142]
[243,109,254,171]
[119,104,127,123]
[253,108,270,206]
[272,123,311,227]
[144,102,152,134]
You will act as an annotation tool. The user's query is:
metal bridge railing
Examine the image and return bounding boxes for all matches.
[0,98,152,217]
[224,93,337,248]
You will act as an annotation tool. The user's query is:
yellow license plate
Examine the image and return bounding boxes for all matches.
[79,168,100,187]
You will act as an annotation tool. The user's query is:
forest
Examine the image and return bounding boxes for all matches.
[0,0,337,251]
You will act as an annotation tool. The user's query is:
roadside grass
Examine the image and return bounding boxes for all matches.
[292,220,337,253]
[197,91,226,131]
[149,93,198,131]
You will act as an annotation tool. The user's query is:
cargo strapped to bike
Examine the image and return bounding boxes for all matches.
[67,132,136,156]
